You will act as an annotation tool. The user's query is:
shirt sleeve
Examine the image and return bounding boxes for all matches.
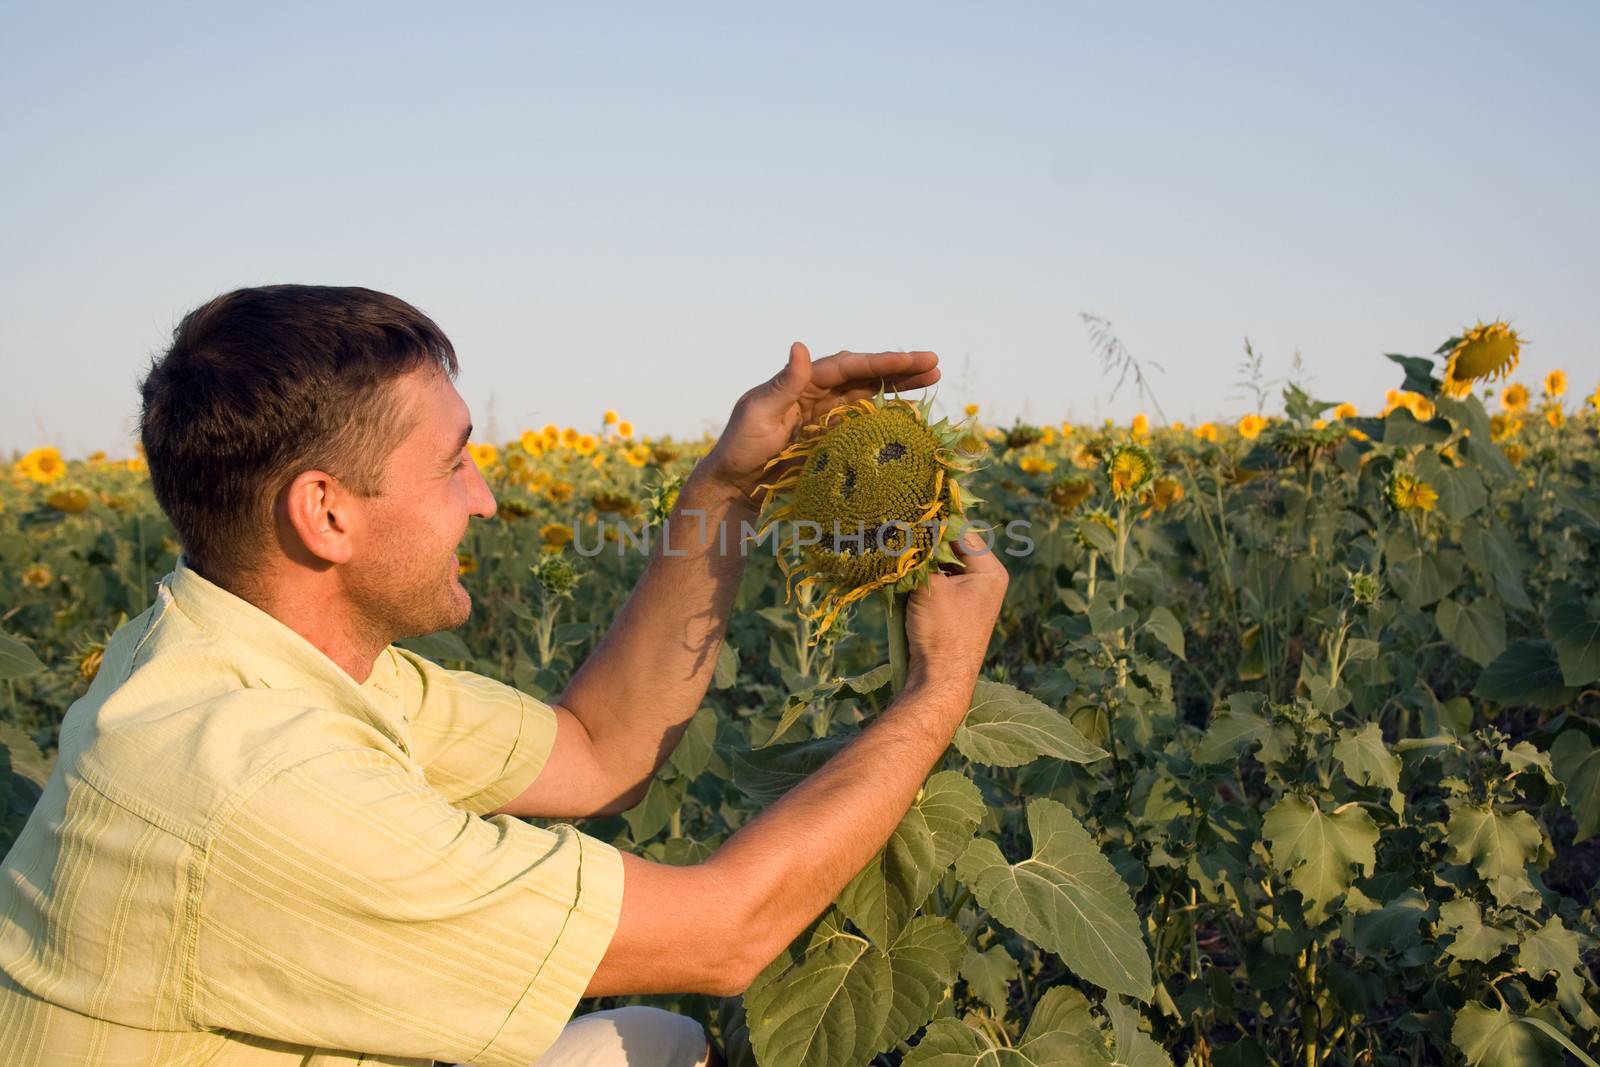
[193,747,625,1067]
[391,647,558,815]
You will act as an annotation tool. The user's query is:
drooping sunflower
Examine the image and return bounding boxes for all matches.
[1439,320,1523,398]
[753,394,981,641]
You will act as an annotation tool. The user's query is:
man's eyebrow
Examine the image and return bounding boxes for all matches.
[447,423,472,459]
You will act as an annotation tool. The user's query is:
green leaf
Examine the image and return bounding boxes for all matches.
[842,663,893,694]
[1437,897,1516,963]
[1451,1003,1562,1067]
[1517,915,1600,1030]
[1437,597,1508,667]
[840,772,983,948]
[877,916,965,1054]
[0,723,53,787]
[0,630,46,680]
[954,798,1152,1000]
[1260,795,1378,923]
[744,930,891,1067]
[714,640,739,689]
[1193,709,1271,765]
[1550,730,1600,842]
[666,706,718,780]
[1332,723,1402,815]
[1105,996,1172,1067]
[731,736,849,804]
[1546,585,1600,687]
[1382,407,1451,446]
[904,1017,1106,1066]
[1461,523,1532,611]
[959,943,1017,1015]
[395,629,473,664]
[620,775,686,842]
[1386,544,1464,609]
[1384,352,1440,396]
[1473,639,1568,707]
[1445,801,1544,906]
[954,681,1109,767]
[1141,607,1185,661]
[1346,889,1430,957]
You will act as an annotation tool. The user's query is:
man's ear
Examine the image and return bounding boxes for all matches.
[280,469,359,565]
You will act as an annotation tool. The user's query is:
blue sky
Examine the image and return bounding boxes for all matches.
[2,2,1596,456]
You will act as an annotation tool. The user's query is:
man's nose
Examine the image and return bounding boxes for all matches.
[469,462,498,519]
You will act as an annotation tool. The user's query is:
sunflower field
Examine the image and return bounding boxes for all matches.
[3,335,1600,1066]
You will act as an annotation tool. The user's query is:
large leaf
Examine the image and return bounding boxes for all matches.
[1445,801,1544,905]
[1460,523,1532,611]
[1105,996,1172,1067]
[1550,730,1600,842]
[1518,915,1600,1030]
[1473,639,1568,708]
[1436,597,1507,667]
[1331,723,1402,815]
[877,916,965,1054]
[744,929,890,1067]
[959,944,1017,1015]
[0,630,46,680]
[840,772,984,947]
[619,775,685,842]
[1450,1004,1562,1067]
[1260,795,1378,923]
[1193,708,1271,765]
[1141,607,1185,661]
[731,736,849,804]
[1437,897,1516,963]
[954,681,1108,767]
[904,1017,1106,1067]
[954,798,1152,999]
[1386,543,1464,609]
[1546,584,1600,687]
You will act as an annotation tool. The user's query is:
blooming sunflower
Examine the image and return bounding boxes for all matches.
[468,442,499,470]
[1333,403,1358,420]
[1543,369,1567,398]
[1018,455,1056,475]
[1237,414,1267,440]
[1194,422,1220,443]
[1440,320,1522,398]
[1140,475,1185,513]
[753,395,981,642]
[1386,471,1438,513]
[1130,413,1150,439]
[15,446,67,485]
[1501,383,1530,413]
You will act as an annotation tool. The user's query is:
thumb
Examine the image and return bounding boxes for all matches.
[752,342,811,413]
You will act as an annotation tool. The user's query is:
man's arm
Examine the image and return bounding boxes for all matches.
[494,467,753,818]
[583,529,1007,997]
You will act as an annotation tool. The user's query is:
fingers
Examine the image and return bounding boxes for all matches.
[828,368,943,407]
[946,528,1008,579]
[809,350,937,392]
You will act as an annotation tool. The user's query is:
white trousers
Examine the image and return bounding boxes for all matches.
[452,1005,713,1067]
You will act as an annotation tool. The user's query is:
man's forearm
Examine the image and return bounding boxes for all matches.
[558,464,757,805]
[704,673,975,981]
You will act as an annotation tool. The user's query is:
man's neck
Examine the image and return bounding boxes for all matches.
[207,563,385,684]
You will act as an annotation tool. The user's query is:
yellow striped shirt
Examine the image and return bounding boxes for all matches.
[0,561,624,1066]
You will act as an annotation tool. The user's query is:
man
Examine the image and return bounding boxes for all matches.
[0,285,1008,1066]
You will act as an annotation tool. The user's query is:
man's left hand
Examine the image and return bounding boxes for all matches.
[700,342,940,504]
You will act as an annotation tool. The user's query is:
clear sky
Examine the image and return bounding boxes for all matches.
[2,2,1596,457]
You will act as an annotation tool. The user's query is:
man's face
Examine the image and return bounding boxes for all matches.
[341,366,497,642]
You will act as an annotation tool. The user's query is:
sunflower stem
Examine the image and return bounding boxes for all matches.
[885,588,910,697]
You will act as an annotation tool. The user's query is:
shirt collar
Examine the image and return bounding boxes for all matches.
[162,558,409,744]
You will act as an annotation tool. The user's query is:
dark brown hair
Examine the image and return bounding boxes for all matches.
[139,285,458,581]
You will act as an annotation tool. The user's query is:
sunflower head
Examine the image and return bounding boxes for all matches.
[1385,471,1438,513]
[1543,369,1567,399]
[530,553,581,599]
[1004,422,1044,450]
[1440,321,1522,398]
[1103,441,1157,502]
[1268,423,1346,468]
[1048,474,1095,516]
[1501,382,1530,413]
[754,395,981,641]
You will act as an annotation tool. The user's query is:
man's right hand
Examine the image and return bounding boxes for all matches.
[904,528,1010,697]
